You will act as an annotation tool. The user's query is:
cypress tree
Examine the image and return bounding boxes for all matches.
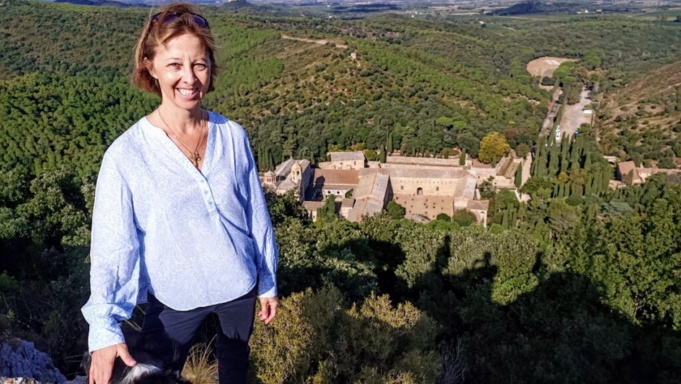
[585,175,593,195]
[515,163,523,188]
[592,171,600,194]
[584,151,593,171]
[268,149,276,172]
[602,167,612,190]
[534,137,545,175]
[560,138,570,174]
[535,138,542,159]
[538,151,548,178]
[386,131,393,154]
[459,149,466,166]
[570,135,582,171]
[549,142,560,176]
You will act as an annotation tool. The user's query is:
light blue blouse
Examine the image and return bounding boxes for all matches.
[81,111,278,352]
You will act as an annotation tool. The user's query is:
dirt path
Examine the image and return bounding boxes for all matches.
[281,34,348,49]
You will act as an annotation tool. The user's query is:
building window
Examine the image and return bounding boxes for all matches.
[436,186,439,191]
[417,187,423,196]
[401,185,404,190]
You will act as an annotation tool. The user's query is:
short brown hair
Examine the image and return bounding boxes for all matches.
[132,3,218,96]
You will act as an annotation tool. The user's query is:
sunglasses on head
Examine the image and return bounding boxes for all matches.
[151,11,209,28]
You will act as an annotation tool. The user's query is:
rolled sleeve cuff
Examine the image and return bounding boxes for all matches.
[257,276,277,297]
[88,324,125,353]
[258,287,277,298]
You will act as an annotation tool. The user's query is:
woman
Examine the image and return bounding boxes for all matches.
[81,3,278,383]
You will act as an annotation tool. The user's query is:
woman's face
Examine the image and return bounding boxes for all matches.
[147,33,211,112]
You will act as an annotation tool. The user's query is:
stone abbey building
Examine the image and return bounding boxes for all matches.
[261,151,525,226]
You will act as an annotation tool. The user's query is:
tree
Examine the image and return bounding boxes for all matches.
[515,143,530,159]
[515,164,523,189]
[451,210,477,226]
[386,201,405,220]
[457,132,480,158]
[317,195,337,223]
[479,132,511,164]
[265,190,310,227]
[540,77,555,86]
[658,153,676,169]
[436,213,451,222]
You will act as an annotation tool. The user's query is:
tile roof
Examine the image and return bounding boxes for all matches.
[312,169,360,186]
[329,151,365,162]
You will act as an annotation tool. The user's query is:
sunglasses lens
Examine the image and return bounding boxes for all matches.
[151,12,208,28]
[163,14,179,24]
[191,14,208,28]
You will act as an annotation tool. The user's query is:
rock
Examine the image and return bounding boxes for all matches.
[64,376,86,384]
[0,338,66,383]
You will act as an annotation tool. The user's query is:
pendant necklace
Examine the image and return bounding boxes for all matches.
[158,109,206,168]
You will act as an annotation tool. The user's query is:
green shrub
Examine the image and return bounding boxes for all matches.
[250,287,442,383]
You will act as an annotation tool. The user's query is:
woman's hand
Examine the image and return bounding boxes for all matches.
[89,343,136,384]
[258,296,278,324]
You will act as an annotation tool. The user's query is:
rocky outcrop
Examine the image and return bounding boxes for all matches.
[0,338,66,383]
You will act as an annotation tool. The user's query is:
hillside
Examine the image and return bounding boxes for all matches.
[0,1,549,178]
[598,61,681,163]
[4,2,681,177]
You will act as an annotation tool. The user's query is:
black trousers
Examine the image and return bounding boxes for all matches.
[141,288,257,384]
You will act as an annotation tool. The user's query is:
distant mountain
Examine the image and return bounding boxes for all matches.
[490,1,582,15]
[44,0,455,6]
[52,0,142,7]
[47,0,242,5]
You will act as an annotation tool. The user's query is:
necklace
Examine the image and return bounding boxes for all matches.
[157,109,206,168]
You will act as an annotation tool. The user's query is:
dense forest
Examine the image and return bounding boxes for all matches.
[1,1,680,382]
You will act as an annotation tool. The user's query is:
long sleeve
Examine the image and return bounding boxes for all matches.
[81,149,141,352]
[243,135,278,298]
